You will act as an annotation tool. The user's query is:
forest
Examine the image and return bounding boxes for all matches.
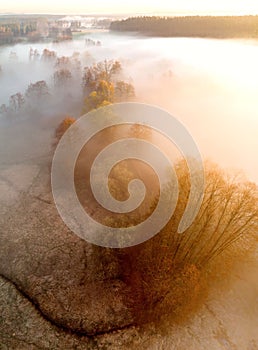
[110,15,258,38]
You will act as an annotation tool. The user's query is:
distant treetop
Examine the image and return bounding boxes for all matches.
[110,15,258,38]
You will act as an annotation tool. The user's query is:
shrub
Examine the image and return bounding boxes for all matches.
[55,116,76,141]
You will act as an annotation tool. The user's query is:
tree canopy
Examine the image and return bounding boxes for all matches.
[82,60,135,113]
[111,15,258,38]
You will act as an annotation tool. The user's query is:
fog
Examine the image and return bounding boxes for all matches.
[0,31,258,184]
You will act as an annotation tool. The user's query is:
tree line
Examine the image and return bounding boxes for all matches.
[0,21,37,45]
[0,49,135,117]
[110,15,258,38]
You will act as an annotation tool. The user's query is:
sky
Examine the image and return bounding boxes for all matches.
[1,0,258,15]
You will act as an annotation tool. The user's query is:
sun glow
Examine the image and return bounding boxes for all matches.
[1,0,258,15]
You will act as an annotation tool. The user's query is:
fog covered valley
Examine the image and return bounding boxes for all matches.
[0,29,258,349]
[1,31,258,183]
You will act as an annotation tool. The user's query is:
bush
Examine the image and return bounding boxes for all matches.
[55,116,76,141]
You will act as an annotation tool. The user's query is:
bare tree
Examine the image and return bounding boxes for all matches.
[53,69,72,87]
[9,93,25,111]
[41,48,57,62]
[0,104,8,114]
[82,60,122,93]
[113,161,258,323]
[25,80,50,102]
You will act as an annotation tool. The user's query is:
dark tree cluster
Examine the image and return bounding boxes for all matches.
[85,38,101,47]
[0,21,37,45]
[110,15,258,38]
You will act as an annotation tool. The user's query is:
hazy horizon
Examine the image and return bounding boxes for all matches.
[2,12,258,17]
[2,0,258,16]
